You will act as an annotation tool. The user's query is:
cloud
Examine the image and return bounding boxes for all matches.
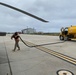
[0,0,76,32]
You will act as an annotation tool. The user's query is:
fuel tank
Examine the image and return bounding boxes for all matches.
[68,26,76,34]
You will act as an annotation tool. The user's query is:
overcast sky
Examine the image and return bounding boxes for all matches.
[0,0,76,32]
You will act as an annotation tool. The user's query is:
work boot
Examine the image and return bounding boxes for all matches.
[17,48,20,50]
[12,49,15,52]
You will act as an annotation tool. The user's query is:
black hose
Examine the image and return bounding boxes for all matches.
[20,37,65,48]
[20,37,31,47]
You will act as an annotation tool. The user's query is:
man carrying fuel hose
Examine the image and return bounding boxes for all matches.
[11,32,20,51]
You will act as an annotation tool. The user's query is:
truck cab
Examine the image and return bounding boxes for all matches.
[59,26,76,41]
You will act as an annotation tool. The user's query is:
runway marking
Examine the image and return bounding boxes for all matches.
[57,69,74,75]
[23,40,76,66]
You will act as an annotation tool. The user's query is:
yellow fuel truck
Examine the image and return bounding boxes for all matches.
[59,26,76,40]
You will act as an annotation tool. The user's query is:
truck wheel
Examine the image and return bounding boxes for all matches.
[59,36,64,40]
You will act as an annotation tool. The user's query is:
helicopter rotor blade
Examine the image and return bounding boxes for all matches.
[0,2,49,22]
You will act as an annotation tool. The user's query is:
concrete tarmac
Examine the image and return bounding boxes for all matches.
[0,34,76,75]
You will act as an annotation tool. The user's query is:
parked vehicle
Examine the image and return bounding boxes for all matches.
[59,26,76,41]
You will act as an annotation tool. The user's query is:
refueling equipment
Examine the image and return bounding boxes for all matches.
[59,25,76,41]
